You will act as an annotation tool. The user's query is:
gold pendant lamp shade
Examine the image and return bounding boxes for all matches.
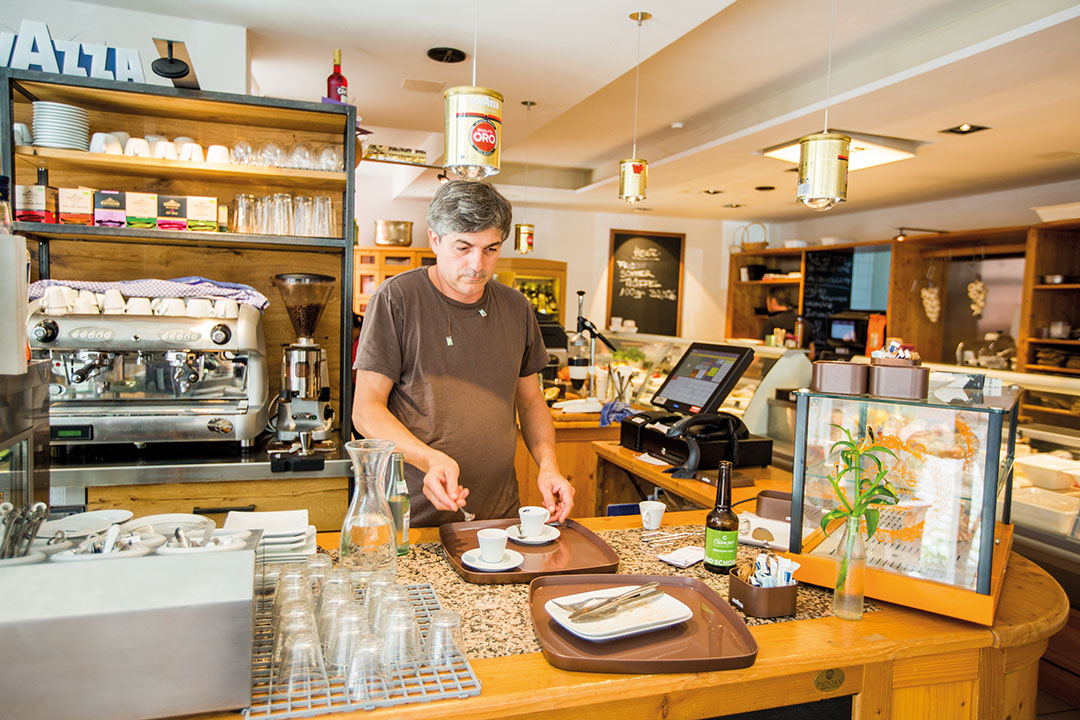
[619,158,648,204]
[797,132,850,211]
[514,223,534,254]
[443,86,503,180]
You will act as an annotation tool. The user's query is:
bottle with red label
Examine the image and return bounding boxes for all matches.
[327,49,348,104]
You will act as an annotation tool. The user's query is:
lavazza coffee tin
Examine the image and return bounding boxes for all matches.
[443,86,503,180]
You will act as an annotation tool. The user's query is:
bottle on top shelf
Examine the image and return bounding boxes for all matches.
[327,49,348,104]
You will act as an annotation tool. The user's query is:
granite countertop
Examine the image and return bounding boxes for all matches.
[338,524,879,661]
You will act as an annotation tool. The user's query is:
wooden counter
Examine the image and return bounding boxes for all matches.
[179,507,1067,720]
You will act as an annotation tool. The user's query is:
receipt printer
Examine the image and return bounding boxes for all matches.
[619,343,772,477]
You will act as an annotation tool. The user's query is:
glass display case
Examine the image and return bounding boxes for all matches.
[0,362,50,508]
[788,384,1019,624]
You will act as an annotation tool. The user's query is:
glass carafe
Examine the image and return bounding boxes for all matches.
[341,440,397,579]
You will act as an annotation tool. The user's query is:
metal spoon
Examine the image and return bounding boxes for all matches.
[460,507,476,522]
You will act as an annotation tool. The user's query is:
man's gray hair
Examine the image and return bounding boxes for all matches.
[427,180,513,241]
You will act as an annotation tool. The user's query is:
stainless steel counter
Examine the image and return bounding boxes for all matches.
[48,435,351,487]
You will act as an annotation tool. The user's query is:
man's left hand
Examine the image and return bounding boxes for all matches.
[537,470,574,523]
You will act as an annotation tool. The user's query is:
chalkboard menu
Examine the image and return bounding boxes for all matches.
[606,229,684,337]
[801,250,854,349]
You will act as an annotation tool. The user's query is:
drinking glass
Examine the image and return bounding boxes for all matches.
[321,567,353,599]
[272,600,318,674]
[425,610,467,668]
[312,196,333,237]
[316,583,352,649]
[340,440,398,581]
[371,587,410,637]
[362,570,396,626]
[345,634,391,703]
[259,140,286,167]
[288,143,315,170]
[324,602,368,673]
[255,195,270,235]
[234,194,256,234]
[381,605,422,672]
[276,628,329,697]
[293,195,313,237]
[271,192,293,235]
[230,139,254,165]
[317,145,343,172]
[305,553,333,597]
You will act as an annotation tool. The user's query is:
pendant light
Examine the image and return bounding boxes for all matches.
[619,11,650,205]
[797,0,849,212]
[515,100,535,254]
[443,0,503,180]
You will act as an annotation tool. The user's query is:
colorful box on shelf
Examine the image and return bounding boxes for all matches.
[187,196,218,232]
[157,195,187,231]
[59,188,93,225]
[15,184,58,223]
[93,190,125,228]
[125,192,157,229]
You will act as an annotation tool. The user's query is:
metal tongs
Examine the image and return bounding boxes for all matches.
[559,582,664,622]
[640,530,704,548]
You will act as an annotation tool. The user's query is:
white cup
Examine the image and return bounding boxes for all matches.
[214,298,239,318]
[179,142,204,162]
[109,131,130,147]
[72,296,98,314]
[476,528,508,563]
[124,137,151,157]
[102,288,125,314]
[152,141,178,160]
[13,122,31,145]
[205,144,230,164]
[144,134,166,145]
[44,285,71,314]
[518,506,550,537]
[639,500,666,531]
[76,289,99,310]
[185,298,214,317]
[89,132,111,153]
[173,136,195,148]
[125,297,152,315]
[61,286,79,306]
[161,297,186,316]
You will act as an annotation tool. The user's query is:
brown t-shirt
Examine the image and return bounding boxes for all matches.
[354,267,548,526]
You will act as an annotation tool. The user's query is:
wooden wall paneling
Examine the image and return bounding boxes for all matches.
[88,477,348,531]
[1017,228,1040,371]
[1043,607,1080,677]
[43,239,344,412]
[1039,658,1080,709]
[891,681,975,720]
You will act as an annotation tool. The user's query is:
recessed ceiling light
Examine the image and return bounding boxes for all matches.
[726,203,745,209]
[670,122,684,129]
[427,47,466,63]
[940,123,989,135]
[701,189,723,195]
[754,186,775,191]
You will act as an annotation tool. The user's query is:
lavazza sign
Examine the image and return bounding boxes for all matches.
[0,20,145,83]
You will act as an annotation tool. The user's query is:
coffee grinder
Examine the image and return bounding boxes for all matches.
[272,273,336,452]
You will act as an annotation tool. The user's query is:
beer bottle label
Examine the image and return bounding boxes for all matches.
[704,527,738,567]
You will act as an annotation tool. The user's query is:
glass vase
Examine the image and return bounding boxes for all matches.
[833,516,866,620]
[340,439,398,580]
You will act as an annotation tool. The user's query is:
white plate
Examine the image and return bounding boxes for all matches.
[461,547,524,572]
[0,551,46,567]
[37,513,113,539]
[224,509,308,536]
[260,525,316,546]
[259,535,317,555]
[31,140,90,151]
[52,544,151,562]
[79,509,134,524]
[508,524,561,545]
[121,513,215,542]
[30,538,73,556]
[544,585,693,642]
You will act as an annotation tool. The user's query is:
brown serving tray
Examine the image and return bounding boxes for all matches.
[528,574,759,673]
[439,518,619,584]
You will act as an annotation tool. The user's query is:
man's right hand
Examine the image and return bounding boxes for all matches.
[422,452,470,513]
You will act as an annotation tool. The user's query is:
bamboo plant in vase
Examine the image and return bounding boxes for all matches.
[820,424,899,620]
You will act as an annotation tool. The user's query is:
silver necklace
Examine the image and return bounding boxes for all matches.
[430,266,488,347]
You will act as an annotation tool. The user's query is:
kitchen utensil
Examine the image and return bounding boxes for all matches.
[545,585,687,639]
[374,220,413,247]
[552,581,659,615]
[101,524,121,554]
[461,507,476,522]
[640,529,703,547]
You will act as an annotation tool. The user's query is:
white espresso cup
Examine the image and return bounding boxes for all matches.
[518,506,550,537]
[214,298,239,318]
[102,288,125,314]
[185,298,214,317]
[125,297,152,315]
[476,528,508,563]
[179,142,204,162]
[160,297,186,316]
[124,137,151,157]
[44,285,71,314]
[205,144,230,164]
[639,500,666,531]
[109,131,130,147]
[152,141,178,160]
[89,132,112,154]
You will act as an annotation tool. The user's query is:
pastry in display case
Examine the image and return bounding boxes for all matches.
[787,385,1020,624]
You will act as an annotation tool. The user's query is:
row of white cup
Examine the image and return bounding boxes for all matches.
[90,131,229,164]
[39,286,239,318]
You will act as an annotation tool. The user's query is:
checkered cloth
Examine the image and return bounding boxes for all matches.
[29,276,269,310]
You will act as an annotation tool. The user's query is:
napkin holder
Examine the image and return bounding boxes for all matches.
[728,572,797,618]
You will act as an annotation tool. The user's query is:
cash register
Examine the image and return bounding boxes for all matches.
[619,342,773,478]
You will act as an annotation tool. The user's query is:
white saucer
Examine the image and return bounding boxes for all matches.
[461,547,524,572]
[37,513,113,539]
[80,509,134,524]
[508,524,561,546]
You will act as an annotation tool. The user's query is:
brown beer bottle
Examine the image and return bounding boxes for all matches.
[704,460,739,574]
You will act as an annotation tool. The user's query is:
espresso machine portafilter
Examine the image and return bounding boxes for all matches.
[272,273,336,451]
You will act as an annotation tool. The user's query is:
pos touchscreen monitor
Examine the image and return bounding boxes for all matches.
[650,343,755,415]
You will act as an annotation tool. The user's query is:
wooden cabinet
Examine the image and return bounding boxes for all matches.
[725,249,804,340]
[353,246,435,314]
[1018,220,1080,376]
[87,477,348,531]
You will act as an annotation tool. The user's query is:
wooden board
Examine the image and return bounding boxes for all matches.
[606,229,684,337]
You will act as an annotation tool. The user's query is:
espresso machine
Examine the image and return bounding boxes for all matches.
[271,273,335,452]
[27,300,268,447]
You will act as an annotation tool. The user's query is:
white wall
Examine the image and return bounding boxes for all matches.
[1,1,247,93]
[770,177,1080,242]
[354,173,746,340]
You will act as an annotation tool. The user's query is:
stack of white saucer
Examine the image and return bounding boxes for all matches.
[32,101,90,151]
[223,509,317,564]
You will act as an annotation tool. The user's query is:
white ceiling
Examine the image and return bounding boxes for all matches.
[90,0,1080,221]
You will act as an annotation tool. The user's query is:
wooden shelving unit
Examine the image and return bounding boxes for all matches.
[2,68,358,439]
[726,248,804,340]
[1018,221,1080,377]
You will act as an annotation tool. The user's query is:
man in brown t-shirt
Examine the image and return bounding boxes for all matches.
[352,181,574,526]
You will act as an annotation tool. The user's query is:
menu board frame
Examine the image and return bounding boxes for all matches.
[606,228,685,337]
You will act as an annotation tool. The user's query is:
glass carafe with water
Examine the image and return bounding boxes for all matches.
[341,439,397,578]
